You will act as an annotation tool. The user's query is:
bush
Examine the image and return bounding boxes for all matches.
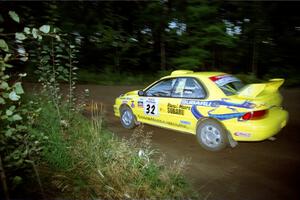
[30,99,195,199]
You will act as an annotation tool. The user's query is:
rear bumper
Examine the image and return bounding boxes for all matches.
[227,108,288,141]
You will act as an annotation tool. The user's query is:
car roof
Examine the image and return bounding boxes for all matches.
[161,70,227,79]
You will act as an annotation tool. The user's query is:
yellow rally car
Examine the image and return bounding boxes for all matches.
[113,70,288,151]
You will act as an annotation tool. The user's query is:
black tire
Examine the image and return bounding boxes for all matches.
[196,119,228,151]
[120,106,136,129]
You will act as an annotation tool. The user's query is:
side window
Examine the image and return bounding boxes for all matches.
[171,78,206,99]
[145,79,176,97]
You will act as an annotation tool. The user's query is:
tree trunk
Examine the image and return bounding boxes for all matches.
[160,1,169,71]
[160,39,166,71]
[0,155,10,200]
[251,38,258,77]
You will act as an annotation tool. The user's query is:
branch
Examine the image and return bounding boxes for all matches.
[0,155,10,200]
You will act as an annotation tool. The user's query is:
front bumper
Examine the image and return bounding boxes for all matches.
[113,104,120,117]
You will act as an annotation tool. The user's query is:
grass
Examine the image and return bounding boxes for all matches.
[29,97,195,199]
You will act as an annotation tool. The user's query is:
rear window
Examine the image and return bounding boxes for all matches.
[209,74,244,96]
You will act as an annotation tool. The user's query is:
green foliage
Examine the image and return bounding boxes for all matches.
[235,73,263,84]
[171,1,235,70]
[31,99,195,199]
[0,11,61,194]
[19,24,80,119]
[2,1,298,80]
[0,7,194,199]
[172,57,201,70]
[28,97,73,170]
[8,11,20,23]
[0,13,45,191]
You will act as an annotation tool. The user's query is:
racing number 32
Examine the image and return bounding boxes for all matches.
[144,99,158,116]
[146,104,155,115]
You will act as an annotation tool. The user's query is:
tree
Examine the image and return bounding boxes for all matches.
[171,0,235,71]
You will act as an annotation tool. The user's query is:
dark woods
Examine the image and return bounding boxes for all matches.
[1,0,299,80]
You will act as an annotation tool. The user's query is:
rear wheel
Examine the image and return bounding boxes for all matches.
[196,119,228,151]
[120,106,136,129]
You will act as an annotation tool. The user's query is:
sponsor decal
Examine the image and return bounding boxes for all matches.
[145,98,156,103]
[191,105,245,121]
[180,120,191,125]
[181,99,217,107]
[167,103,184,115]
[234,132,251,137]
[138,101,143,108]
[138,115,187,128]
[131,101,135,108]
[179,104,190,110]
[120,97,132,100]
[181,99,255,109]
[209,74,240,86]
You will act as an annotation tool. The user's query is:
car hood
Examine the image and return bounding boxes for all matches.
[123,90,139,96]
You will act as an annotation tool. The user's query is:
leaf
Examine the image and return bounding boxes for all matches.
[15,32,26,41]
[9,91,20,101]
[12,176,23,186]
[13,82,24,94]
[4,54,11,62]
[19,57,28,62]
[0,97,5,104]
[6,109,13,116]
[32,28,38,39]
[55,35,61,41]
[4,64,12,68]
[0,39,9,52]
[5,129,13,137]
[0,81,9,89]
[2,92,9,98]
[12,114,22,121]
[9,105,16,111]
[8,11,20,23]
[23,27,31,34]
[1,75,9,80]
[39,25,50,34]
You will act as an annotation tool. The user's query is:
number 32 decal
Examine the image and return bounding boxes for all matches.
[146,104,156,115]
[144,98,159,116]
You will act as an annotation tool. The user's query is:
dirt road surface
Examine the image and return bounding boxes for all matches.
[30,84,300,200]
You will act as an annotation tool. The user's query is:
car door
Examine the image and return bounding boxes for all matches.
[135,78,177,128]
[165,77,207,133]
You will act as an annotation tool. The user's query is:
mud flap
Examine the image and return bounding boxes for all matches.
[227,132,238,148]
[268,136,276,141]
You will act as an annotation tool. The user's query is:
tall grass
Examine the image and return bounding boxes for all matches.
[31,98,195,199]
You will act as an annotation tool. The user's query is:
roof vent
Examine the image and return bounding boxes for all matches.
[171,70,194,76]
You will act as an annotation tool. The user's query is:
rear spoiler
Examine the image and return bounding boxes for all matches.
[238,78,284,98]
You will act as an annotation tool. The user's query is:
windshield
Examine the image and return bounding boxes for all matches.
[209,74,244,96]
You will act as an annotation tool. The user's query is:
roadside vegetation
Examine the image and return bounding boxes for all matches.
[34,99,193,199]
[0,12,195,199]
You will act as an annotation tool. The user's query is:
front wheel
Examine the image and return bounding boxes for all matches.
[196,119,228,151]
[120,106,136,129]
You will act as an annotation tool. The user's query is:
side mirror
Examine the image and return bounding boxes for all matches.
[138,90,145,96]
